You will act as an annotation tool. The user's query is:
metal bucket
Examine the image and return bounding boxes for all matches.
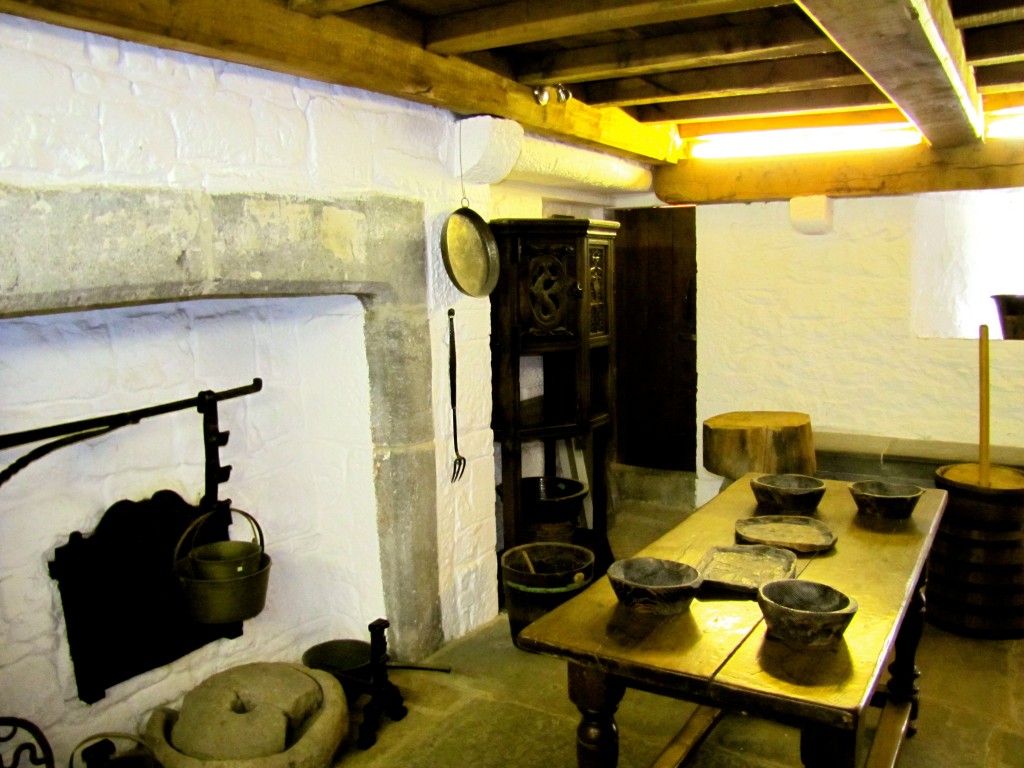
[521,476,588,543]
[173,509,270,624]
[501,542,594,647]
[186,509,264,579]
[174,553,271,624]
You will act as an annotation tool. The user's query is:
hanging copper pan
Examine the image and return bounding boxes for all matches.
[441,206,499,297]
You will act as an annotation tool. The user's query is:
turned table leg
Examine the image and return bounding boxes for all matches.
[568,663,626,768]
[886,575,926,734]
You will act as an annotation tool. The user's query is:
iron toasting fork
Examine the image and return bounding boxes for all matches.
[448,308,466,482]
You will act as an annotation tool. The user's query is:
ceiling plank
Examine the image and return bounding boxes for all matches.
[976,61,1024,93]
[636,84,890,123]
[518,13,834,86]
[953,0,1024,29]
[585,53,866,107]
[287,0,385,17]
[674,107,910,137]
[796,0,983,148]
[965,21,1024,65]
[0,0,680,164]
[653,138,1024,204]
[425,0,790,56]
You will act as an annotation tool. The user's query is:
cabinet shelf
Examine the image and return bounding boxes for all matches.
[490,217,619,566]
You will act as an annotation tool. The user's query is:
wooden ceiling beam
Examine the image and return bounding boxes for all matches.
[518,14,832,85]
[585,53,866,107]
[953,0,1024,29]
[636,84,890,123]
[965,21,1024,65]
[654,139,1024,204]
[287,0,385,17]
[796,0,983,148]
[424,0,789,56]
[0,0,680,164]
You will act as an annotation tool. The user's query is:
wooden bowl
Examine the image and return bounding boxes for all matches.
[849,480,923,519]
[607,557,702,615]
[757,579,857,650]
[750,474,825,513]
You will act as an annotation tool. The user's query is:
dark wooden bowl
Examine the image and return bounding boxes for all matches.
[607,557,702,615]
[750,474,825,513]
[849,480,923,519]
[757,579,857,649]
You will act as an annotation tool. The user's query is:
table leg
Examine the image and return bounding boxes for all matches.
[568,663,626,768]
[886,575,925,735]
[800,724,857,768]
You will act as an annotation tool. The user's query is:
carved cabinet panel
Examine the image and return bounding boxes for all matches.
[489,218,619,560]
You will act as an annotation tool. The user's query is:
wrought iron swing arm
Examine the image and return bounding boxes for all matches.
[0,378,263,505]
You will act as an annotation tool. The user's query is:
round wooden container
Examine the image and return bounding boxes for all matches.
[927,463,1024,638]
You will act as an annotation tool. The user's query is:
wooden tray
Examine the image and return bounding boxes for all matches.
[695,545,797,594]
[734,515,837,553]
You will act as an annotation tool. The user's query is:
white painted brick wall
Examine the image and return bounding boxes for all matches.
[696,196,1024,500]
[0,12,511,761]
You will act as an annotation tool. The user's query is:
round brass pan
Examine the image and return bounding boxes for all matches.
[441,206,499,297]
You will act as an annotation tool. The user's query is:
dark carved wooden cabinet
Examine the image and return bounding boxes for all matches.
[490,218,619,564]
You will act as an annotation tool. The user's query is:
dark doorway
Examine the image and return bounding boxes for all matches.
[613,206,697,471]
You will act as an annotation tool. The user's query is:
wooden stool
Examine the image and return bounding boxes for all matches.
[703,411,815,480]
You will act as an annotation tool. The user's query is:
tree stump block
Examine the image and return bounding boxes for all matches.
[703,411,815,480]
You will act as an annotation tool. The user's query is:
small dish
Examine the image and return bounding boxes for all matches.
[607,557,702,615]
[757,579,858,650]
[849,480,924,519]
[735,515,836,553]
[695,545,797,594]
[750,474,826,513]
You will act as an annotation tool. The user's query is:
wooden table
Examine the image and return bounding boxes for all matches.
[517,473,947,768]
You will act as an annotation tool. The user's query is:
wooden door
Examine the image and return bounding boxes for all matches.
[613,206,697,471]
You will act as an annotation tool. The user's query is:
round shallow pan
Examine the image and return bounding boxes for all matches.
[441,206,499,297]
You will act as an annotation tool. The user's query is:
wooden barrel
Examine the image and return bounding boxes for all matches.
[926,463,1024,638]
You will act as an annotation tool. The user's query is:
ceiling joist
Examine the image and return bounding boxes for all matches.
[638,84,891,123]
[586,53,866,108]
[796,0,983,148]
[424,0,788,56]
[518,14,834,86]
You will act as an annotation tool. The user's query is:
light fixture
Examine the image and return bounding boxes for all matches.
[532,86,549,106]
[987,107,1024,139]
[555,84,572,103]
[688,123,923,159]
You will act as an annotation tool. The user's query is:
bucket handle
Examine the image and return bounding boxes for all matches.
[173,508,264,567]
[69,732,156,768]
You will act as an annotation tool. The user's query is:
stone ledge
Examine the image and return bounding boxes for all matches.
[814,431,1024,468]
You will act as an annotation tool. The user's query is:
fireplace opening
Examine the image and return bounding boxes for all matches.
[0,295,384,705]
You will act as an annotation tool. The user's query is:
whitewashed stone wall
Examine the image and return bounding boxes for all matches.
[0,12,509,760]
[696,195,1024,500]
